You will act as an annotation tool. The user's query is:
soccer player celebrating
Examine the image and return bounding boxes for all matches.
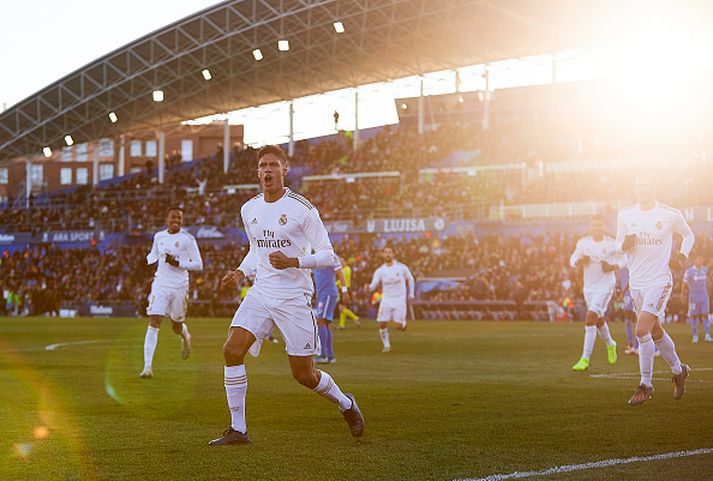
[617,175,694,405]
[337,256,360,329]
[683,254,712,343]
[141,207,203,378]
[369,246,415,352]
[570,215,626,371]
[314,256,350,364]
[209,145,364,445]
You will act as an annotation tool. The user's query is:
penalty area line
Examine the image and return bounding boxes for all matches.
[45,340,107,351]
[455,448,713,481]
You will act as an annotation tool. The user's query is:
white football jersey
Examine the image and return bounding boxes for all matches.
[147,229,203,289]
[237,189,336,300]
[616,202,694,289]
[369,261,415,304]
[569,235,626,293]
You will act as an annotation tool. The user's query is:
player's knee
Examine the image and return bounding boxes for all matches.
[223,341,245,364]
[171,322,182,334]
[149,317,162,328]
[291,366,319,387]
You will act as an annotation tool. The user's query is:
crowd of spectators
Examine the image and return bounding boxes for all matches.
[4,233,713,321]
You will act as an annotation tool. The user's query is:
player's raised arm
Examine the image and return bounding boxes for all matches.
[146,234,159,265]
[180,236,203,271]
[296,208,337,269]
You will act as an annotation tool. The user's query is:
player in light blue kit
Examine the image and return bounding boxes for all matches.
[314,256,350,363]
[683,254,712,343]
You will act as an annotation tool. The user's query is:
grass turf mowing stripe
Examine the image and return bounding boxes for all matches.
[455,448,713,481]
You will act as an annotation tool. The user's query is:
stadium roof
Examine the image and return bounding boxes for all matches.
[3,0,713,162]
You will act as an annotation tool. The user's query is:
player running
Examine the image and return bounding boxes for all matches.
[368,246,415,352]
[617,175,694,405]
[683,254,712,343]
[570,215,626,371]
[209,145,363,445]
[141,207,203,378]
[337,257,360,329]
[314,256,350,364]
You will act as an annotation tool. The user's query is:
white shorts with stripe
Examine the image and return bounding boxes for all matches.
[146,283,188,322]
[230,289,320,357]
[583,289,614,318]
[630,276,673,319]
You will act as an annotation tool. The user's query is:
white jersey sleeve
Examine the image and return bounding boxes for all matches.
[147,235,160,264]
[569,238,585,268]
[673,210,695,258]
[238,205,258,277]
[369,267,383,292]
[403,263,415,298]
[179,235,203,271]
[297,208,336,269]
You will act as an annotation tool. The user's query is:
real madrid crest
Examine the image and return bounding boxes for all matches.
[655,221,663,230]
[279,214,288,225]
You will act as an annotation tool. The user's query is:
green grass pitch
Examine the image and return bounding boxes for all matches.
[2,317,713,481]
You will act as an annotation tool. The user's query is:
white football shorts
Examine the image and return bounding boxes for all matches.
[146,283,188,322]
[583,289,614,318]
[376,299,407,326]
[631,278,673,319]
[230,289,319,357]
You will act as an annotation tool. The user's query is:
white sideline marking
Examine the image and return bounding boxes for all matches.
[45,340,107,351]
[455,448,713,481]
[590,367,713,379]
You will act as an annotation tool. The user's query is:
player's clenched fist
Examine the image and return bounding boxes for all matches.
[622,234,637,251]
[221,269,242,290]
[269,251,299,269]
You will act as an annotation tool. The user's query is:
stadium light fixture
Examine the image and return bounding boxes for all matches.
[252,48,263,61]
[152,90,164,102]
[42,146,52,158]
[278,39,289,52]
[108,112,118,123]
[201,68,212,80]
[401,103,408,110]
[64,135,74,146]
[333,21,345,33]
[457,95,464,104]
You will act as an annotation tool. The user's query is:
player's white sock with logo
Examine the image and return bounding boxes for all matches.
[637,334,655,387]
[582,325,597,360]
[143,326,159,370]
[180,323,189,340]
[313,370,352,412]
[379,328,390,349]
[654,330,683,375]
[597,322,615,346]
[224,365,247,433]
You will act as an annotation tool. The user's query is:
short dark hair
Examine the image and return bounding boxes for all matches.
[167,206,183,215]
[256,145,287,165]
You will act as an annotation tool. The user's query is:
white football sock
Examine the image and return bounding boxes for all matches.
[143,326,159,370]
[180,323,189,340]
[637,334,655,387]
[379,328,390,349]
[224,365,247,433]
[313,370,352,412]
[597,322,615,347]
[654,330,683,375]
[581,325,597,360]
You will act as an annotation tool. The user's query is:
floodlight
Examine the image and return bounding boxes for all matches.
[152,90,164,102]
[64,135,74,146]
[333,21,345,33]
[278,39,289,51]
[252,48,263,61]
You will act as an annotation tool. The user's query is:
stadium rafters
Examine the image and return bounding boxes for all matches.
[3,0,713,163]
